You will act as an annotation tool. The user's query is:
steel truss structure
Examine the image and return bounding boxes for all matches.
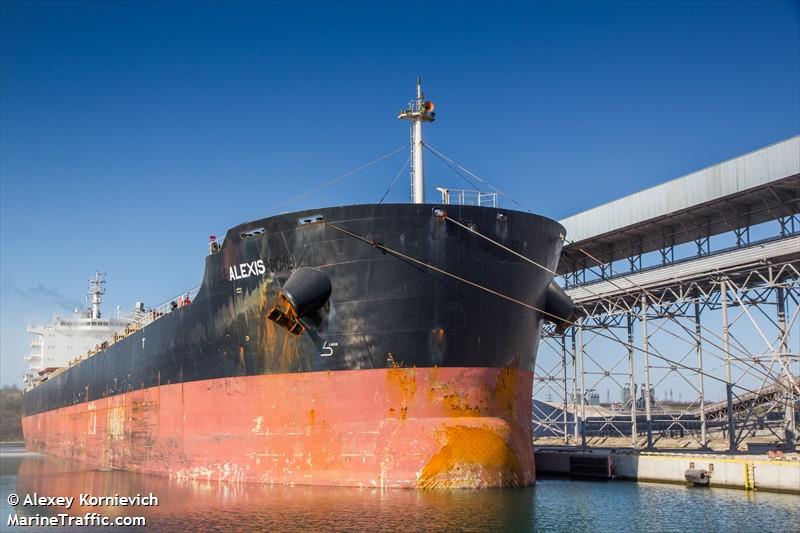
[535,222,799,451]
[535,137,799,450]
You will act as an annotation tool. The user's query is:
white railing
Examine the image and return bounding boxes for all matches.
[436,187,498,208]
[120,286,201,327]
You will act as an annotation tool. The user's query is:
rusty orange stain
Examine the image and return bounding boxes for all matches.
[386,366,418,421]
[386,367,417,396]
[441,393,480,417]
[417,425,524,489]
[493,365,518,415]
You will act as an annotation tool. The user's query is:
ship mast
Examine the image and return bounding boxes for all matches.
[398,77,435,204]
[88,271,106,319]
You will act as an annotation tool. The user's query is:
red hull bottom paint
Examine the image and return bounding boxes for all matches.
[23,367,535,488]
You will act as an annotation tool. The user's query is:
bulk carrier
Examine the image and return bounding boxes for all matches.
[22,81,574,489]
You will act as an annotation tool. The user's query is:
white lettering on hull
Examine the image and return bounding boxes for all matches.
[229,259,266,281]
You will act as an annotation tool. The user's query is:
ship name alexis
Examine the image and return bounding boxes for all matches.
[229,259,266,281]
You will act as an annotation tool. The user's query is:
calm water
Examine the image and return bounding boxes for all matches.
[1,443,797,532]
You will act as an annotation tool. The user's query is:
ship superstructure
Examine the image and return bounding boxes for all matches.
[23,273,129,390]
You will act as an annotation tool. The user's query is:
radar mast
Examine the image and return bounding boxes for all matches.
[398,78,435,203]
[88,271,106,319]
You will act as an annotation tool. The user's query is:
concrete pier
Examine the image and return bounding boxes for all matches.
[535,447,800,494]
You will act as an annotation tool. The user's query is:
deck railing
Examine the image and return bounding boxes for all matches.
[120,286,201,327]
[436,187,498,208]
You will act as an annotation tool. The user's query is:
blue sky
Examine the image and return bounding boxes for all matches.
[1,1,798,387]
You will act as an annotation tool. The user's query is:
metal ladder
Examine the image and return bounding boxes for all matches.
[743,462,756,491]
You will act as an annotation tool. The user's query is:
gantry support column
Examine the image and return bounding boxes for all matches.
[777,287,797,449]
[571,329,579,443]
[694,300,708,448]
[641,293,653,448]
[627,313,638,446]
[721,279,736,451]
[561,334,569,444]
[577,318,587,447]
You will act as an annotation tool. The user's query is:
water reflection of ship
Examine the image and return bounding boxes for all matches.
[13,450,538,531]
[15,452,254,519]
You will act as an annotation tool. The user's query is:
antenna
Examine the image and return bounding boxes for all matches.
[398,77,435,203]
[88,271,106,319]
